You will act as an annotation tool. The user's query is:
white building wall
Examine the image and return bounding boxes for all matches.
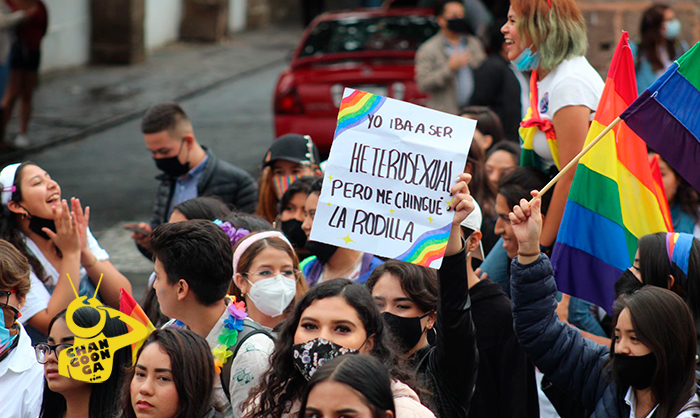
[40,0,91,71]
[229,0,246,33]
[145,0,183,50]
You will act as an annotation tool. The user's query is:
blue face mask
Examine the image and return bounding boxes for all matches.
[664,19,681,40]
[512,47,540,72]
[0,308,18,356]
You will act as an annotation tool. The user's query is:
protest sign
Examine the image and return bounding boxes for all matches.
[309,88,475,269]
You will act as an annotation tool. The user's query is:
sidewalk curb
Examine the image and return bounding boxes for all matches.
[1,56,284,162]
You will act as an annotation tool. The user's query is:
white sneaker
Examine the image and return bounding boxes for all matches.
[13,134,29,148]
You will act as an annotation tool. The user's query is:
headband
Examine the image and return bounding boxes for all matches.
[0,163,20,207]
[666,232,694,276]
[233,231,294,276]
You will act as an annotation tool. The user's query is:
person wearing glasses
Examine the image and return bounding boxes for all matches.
[0,239,43,418]
[34,308,132,418]
[151,220,277,418]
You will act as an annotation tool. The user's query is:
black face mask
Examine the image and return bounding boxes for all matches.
[613,352,657,390]
[20,205,56,240]
[281,219,307,249]
[382,311,432,354]
[154,139,190,177]
[446,18,471,34]
[305,240,338,265]
[614,269,644,298]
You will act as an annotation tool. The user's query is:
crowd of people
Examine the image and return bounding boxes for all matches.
[0,0,699,417]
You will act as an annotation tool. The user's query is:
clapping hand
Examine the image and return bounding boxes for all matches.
[44,200,81,255]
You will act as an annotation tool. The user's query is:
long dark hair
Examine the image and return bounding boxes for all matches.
[296,355,396,418]
[121,328,217,418]
[465,140,496,217]
[0,162,49,283]
[609,287,697,417]
[243,278,414,418]
[638,4,681,71]
[40,308,132,418]
[638,232,700,321]
[172,196,230,221]
[366,260,438,314]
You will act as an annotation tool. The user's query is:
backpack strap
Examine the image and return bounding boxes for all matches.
[220,318,274,401]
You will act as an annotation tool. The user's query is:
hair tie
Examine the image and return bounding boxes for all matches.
[666,232,693,276]
[213,219,250,248]
[546,0,552,7]
[232,231,293,276]
[0,163,20,206]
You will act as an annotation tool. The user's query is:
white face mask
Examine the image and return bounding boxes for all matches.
[246,275,297,318]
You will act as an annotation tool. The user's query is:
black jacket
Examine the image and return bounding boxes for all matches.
[412,247,479,418]
[471,54,522,143]
[467,278,539,418]
[138,148,257,257]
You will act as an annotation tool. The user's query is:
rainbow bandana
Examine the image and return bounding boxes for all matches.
[519,71,560,170]
[666,232,694,276]
[272,174,302,199]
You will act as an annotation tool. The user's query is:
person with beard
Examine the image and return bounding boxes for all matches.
[128,103,258,259]
[0,162,131,343]
[415,0,486,114]
[300,177,383,286]
[509,193,700,418]
[277,176,318,261]
[257,134,321,224]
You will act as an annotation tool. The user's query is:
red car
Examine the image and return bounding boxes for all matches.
[273,8,439,156]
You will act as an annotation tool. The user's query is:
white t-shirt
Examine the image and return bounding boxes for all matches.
[625,387,700,417]
[0,324,44,418]
[19,228,110,323]
[531,55,604,169]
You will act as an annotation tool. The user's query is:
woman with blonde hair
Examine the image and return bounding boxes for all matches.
[501,0,604,248]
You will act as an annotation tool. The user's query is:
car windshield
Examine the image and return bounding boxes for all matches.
[299,15,438,58]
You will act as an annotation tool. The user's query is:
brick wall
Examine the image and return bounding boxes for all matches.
[580,0,700,73]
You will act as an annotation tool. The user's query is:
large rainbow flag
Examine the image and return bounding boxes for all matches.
[551,32,670,312]
[621,40,700,192]
[119,288,156,364]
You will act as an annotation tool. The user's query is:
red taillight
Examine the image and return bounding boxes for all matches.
[275,87,304,114]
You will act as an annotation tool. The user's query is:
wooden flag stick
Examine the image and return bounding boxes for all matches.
[530,116,622,202]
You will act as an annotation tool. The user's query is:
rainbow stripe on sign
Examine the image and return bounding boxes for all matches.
[334,90,386,137]
[396,223,451,267]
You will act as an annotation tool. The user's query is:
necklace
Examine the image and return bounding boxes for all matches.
[176,296,248,374]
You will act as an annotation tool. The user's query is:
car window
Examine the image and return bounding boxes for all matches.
[299,15,439,58]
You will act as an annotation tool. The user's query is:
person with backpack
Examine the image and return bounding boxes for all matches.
[150,220,274,418]
[230,231,309,330]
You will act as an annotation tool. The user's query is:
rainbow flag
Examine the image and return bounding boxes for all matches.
[551,32,669,312]
[621,41,700,192]
[119,288,156,364]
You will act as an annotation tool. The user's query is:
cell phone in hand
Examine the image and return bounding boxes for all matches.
[123,225,150,236]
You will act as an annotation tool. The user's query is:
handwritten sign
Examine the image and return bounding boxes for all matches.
[309,88,474,269]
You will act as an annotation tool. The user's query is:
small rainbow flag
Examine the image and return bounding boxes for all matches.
[552,32,669,312]
[119,288,156,364]
[334,90,386,138]
[621,40,700,192]
[396,222,451,267]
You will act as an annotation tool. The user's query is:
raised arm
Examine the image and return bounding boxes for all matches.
[509,193,610,409]
[425,173,479,411]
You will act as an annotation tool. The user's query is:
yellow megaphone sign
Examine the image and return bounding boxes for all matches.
[57,274,148,383]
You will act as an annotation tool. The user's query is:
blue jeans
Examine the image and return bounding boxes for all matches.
[481,237,607,337]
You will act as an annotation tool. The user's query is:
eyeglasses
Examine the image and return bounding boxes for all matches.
[244,269,298,280]
[35,343,73,364]
[0,289,17,308]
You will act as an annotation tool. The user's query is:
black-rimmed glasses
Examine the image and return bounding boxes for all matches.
[34,343,73,364]
[0,289,16,308]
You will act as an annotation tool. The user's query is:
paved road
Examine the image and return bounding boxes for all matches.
[30,62,285,300]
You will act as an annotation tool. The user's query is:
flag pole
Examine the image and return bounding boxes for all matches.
[530,116,622,202]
